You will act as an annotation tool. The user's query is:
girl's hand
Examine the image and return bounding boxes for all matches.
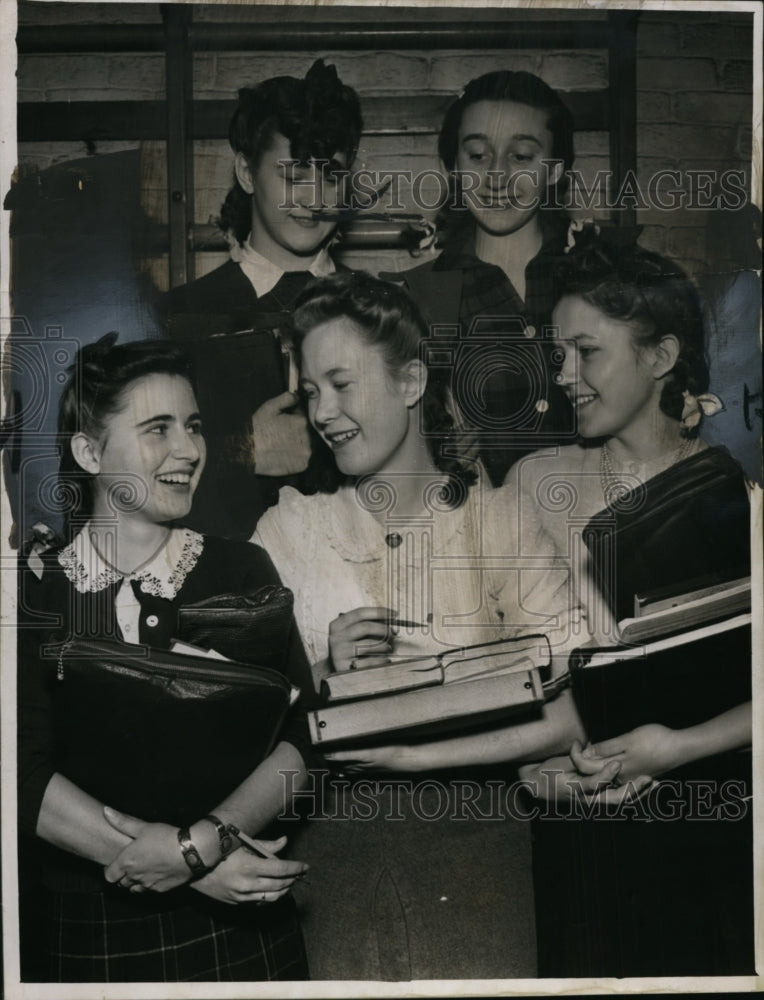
[191,836,309,906]
[102,808,191,893]
[251,392,311,477]
[518,743,655,804]
[590,724,684,780]
[569,738,613,773]
[328,606,398,672]
[325,744,416,774]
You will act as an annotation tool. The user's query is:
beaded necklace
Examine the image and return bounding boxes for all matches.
[599,436,696,505]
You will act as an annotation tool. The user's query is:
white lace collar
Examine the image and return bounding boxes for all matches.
[231,237,335,297]
[58,525,204,599]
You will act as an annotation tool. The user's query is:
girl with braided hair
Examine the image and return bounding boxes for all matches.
[253,271,586,979]
[159,60,363,539]
[513,227,753,977]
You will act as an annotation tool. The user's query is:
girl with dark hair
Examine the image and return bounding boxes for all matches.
[396,70,577,486]
[437,70,574,233]
[512,229,753,977]
[253,271,586,979]
[158,60,363,539]
[18,334,314,983]
[220,60,362,252]
[508,229,750,623]
[55,335,197,525]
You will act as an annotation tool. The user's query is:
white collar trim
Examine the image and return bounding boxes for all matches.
[58,526,204,599]
[232,238,335,297]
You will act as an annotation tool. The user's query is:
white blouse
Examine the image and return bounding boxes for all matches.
[253,480,572,670]
[503,442,707,643]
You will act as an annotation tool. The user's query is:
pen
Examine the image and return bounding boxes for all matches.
[390,614,433,629]
[226,823,310,883]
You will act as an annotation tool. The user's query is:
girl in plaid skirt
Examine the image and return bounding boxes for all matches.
[18,336,312,982]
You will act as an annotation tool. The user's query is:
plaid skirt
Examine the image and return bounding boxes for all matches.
[40,886,309,983]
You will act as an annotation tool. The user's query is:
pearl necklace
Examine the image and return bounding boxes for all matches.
[599,436,696,504]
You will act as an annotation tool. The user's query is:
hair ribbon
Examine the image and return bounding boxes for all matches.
[680,390,724,429]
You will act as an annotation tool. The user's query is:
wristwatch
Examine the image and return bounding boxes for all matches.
[177,827,213,879]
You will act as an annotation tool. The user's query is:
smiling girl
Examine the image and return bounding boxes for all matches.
[508,230,753,977]
[18,335,313,982]
[159,60,363,538]
[507,231,751,630]
[397,70,577,485]
[253,271,586,979]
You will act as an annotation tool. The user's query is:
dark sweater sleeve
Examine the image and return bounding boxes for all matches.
[16,561,64,837]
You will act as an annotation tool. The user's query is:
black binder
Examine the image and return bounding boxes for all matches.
[583,446,750,623]
[570,614,751,763]
[52,636,297,826]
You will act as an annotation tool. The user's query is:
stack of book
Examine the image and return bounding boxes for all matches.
[308,634,552,747]
[309,575,752,748]
[571,575,752,741]
[615,574,750,644]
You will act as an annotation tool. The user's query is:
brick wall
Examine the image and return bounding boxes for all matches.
[135,40,613,285]
[16,3,755,286]
[635,12,754,275]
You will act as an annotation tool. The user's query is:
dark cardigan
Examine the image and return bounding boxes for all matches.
[18,534,314,892]
[390,213,575,485]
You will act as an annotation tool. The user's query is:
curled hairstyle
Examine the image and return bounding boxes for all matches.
[220,59,364,245]
[58,333,196,521]
[555,228,710,436]
[438,70,575,222]
[290,271,478,503]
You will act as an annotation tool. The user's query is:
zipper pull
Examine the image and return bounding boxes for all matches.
[57,642,70,681]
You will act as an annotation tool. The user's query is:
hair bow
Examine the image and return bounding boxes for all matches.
[563,219,645,255]
[564,218,599,253]
[680,390,725,429]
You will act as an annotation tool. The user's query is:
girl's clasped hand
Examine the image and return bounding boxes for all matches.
[518,739,656,805]
[101,809,306,905]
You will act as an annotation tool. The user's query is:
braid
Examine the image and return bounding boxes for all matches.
[422,374,478,500]
[218,178,253,247]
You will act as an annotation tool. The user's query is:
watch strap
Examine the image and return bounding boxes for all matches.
[177,827,213,879]
[205,813,235,859]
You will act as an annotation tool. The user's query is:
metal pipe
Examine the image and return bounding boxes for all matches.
[141,220,427,253]
[193,21,612,51]
[18,19,611,54]
[607,11,639,230]
[17,91,610,143]
[17,24,165,53]
[164,6,194,288]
